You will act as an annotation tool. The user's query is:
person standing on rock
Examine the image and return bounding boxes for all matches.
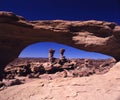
[48,49,55,63]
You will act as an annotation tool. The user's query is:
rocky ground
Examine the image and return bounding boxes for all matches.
[0,58,118,100]
[0,58,115,86]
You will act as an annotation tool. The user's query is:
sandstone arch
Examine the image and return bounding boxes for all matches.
[0,11,120,80]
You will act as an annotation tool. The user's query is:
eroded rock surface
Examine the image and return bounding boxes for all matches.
[4,58,115,80]
[0,11,120,80]
[1,62,120,100]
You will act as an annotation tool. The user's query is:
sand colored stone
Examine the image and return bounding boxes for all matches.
[0,11,120,72]
[0,62,120,100]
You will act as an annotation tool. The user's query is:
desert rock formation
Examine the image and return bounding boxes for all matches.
[1,62,120,100]
[3,58,114,80]
[0,11,120,80]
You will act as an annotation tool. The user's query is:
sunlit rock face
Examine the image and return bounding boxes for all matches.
[0,11,120,79]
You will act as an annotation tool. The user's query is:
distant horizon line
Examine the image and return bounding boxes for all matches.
[18,57,112,60]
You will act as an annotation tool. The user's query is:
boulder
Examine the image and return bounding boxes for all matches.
[2,79,23,87]
[30,63,45,74]
[42,63,53,72]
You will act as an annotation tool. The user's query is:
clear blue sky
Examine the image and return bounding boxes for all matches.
[0,0,120,59]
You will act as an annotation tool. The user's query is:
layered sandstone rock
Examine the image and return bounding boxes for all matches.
[0,11,120,80]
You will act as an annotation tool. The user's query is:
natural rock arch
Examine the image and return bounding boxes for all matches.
[0,11,120,80]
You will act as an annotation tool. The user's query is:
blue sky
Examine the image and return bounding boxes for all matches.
[19,42,112,59]
[0,0,120,59]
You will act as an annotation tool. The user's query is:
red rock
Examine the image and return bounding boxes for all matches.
[0,11,120,81]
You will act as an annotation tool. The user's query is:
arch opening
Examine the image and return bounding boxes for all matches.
[3,42,116,82]
[19,42,112,59]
